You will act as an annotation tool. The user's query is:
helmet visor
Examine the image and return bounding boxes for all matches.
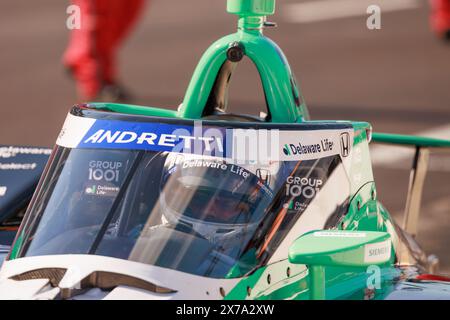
[162,160,273,225]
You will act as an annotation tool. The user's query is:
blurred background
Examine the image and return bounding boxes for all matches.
[0,0,449,274]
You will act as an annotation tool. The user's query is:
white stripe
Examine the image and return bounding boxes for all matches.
[314,231,367,238]
[283,0,421,24]
[56,113,96,148]
[370,124,450,172]
[231,128,353,162]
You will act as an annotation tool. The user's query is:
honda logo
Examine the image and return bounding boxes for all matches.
[340,132,350,157]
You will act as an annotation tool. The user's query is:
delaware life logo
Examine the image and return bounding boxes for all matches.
[85,185,97,194]
[282,138,334,157]
[283,144,291,156]
[85,184,120,197]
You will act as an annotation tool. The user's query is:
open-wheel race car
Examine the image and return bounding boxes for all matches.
[0,0,449,300]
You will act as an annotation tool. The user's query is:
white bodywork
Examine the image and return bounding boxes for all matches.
[0,255,240,300]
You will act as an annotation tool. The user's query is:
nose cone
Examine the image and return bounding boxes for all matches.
[227,0,276,17]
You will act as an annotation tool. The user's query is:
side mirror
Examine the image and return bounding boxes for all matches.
[288,230,392,300]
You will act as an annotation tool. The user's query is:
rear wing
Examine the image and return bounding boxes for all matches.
[371,133,450,238]
[372,132,450,148]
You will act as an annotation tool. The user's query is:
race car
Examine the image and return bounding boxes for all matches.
[0,146,51,265]
[0,0,449,300]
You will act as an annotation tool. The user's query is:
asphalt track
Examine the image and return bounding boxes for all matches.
[1,0,449,274]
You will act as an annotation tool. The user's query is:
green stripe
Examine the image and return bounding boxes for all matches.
[372,132,450,148]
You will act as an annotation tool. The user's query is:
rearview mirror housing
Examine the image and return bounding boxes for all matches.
[288,230,392,299]
[289,230,392,267]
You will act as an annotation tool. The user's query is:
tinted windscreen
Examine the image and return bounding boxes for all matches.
[11,117,352,279]
[20,148,139,256]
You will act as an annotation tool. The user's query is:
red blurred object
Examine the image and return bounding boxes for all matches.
[63,0,146,100]
[430,0,450,39]
[416,274,450,282]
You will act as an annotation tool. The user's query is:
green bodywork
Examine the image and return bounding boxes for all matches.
[288,230,392,300]
[76,0,408,300]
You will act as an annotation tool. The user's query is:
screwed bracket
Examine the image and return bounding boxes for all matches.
[227,42,245,62]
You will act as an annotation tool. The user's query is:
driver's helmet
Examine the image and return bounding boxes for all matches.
[159,153,283,246]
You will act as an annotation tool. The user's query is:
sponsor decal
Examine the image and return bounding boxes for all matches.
[340,132,350,158]
[313,231,367,238]
[282,139,333,156]
[88,160,123,183]
[0,163,38,170]
[279,130,353,161]
[85,184,120,197]
[285,176,323,211]
[57,115,225,157]
[0,186,7,197]
[85,185,97,194]
[83,159,125,197]
[81,121,225,156]
[182,160,251,179]
[0,147,51,159]
[57,113,354,162]
[166,155,274,197]
[181,159,229,171]
[81,127,223,154]
[364,240,391,263]
[282,145,291,156]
